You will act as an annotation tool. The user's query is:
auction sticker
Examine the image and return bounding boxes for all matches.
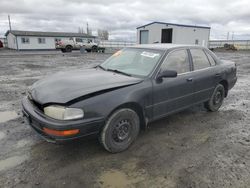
[141,51,160,58]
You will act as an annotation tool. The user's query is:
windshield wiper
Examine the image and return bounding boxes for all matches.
[96,64,105,70]
[106,69,132,77]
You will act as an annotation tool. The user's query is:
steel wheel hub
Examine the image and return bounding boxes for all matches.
[112,119,131,142]
[214,91,222,105]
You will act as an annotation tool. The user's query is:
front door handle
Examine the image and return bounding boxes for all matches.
[186,78,193,82]
[215,73,221,77]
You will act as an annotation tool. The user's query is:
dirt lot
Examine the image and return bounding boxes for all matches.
[0,49,250,188]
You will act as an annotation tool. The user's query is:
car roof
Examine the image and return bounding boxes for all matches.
[130,44,207,51]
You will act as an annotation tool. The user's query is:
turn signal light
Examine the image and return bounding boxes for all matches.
[43,127,79,136]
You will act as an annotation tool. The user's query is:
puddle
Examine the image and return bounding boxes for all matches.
[0,131,6,140]
[0,155,29,172]
[0,111,18,123]
[193,132,210,143]
[98,169,176,187]
[99,170,130,187]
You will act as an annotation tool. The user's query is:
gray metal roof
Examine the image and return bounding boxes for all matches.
[130,43,206,50]
[137,21,211,29]
[5,30,96,38]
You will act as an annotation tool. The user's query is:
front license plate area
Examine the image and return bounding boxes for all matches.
[23,111,31,125]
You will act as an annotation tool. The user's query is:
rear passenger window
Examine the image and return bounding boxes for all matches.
[161,50,190,74]
[75,38,83,42]
[205,51,216,66]
[190,49,211,70]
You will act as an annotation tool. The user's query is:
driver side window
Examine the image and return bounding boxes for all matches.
[161,49,190,74]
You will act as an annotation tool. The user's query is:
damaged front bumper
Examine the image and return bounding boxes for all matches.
[22,97,104,143]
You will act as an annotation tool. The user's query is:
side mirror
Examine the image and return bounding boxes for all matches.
[157,70,177,81]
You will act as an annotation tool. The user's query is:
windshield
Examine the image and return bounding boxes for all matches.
[100,48,164,77]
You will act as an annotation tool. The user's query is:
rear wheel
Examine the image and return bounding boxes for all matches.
[99,108,140,153]
[92,45,98,52]
[65,45,72,52]
[205,84,225,112]
[61,49,66,53]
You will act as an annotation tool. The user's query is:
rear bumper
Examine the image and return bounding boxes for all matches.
[55,45,65,49]
[22,97,104,143]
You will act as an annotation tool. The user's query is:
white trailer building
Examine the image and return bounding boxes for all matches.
[5,30,95,50]
[137,22,210,47]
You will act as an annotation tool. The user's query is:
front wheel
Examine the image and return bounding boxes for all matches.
[205,84,225,112]
[99,108,140,153]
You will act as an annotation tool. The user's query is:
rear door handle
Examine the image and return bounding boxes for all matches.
[215,73,221,77]
[186,78,193,82]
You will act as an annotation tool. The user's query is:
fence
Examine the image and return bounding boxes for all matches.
[99,40,136,48]
[209,40,250,50]
[100,40,250,50]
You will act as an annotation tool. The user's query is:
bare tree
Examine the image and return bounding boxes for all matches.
[86,22,92,35]
[87,28,92,35]
[78,27,85,34]
[98,29,109,40]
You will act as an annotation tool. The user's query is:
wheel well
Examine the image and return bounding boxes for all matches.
[219,80,228,97]
[66,45,72,48]
[109,103,147,130]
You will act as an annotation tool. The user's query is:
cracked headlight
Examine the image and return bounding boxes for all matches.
[44,105,84,120]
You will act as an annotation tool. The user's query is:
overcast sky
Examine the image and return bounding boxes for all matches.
[1,0,250,41]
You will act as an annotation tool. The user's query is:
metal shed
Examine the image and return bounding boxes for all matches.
[137,22,210,47]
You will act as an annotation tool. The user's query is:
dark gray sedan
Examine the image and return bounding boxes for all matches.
[22,44,237,153]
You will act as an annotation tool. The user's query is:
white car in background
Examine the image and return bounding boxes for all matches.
[56,37,99,53]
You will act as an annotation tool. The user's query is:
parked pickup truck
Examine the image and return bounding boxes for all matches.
[22,44,237,153]
[56,37,99,53]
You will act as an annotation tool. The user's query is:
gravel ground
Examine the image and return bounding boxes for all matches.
[0,49,250,188]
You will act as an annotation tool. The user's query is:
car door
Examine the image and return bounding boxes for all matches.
[152,49,195,120]
[189,48,216,103]
[75,38,83,48]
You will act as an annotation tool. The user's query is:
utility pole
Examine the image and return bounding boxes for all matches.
[8,15,12,31]
[227,32,229,40]
[86,22,89,34]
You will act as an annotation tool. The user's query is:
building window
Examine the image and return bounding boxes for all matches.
[21,37,30,44]
[38,38,46,44]
[195,39,199,45]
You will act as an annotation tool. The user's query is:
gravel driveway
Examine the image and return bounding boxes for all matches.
[0,50,249,188]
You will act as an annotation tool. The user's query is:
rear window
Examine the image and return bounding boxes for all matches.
[190,49,211,70]
[205,51,216,66]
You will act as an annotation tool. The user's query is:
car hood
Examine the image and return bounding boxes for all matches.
[30,68,143,105]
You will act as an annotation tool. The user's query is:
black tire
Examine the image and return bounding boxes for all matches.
[100,108,140,153]
[92,46,98,52]
[61,49,66,53]
[65,45,72,52]
[205,84,225,112]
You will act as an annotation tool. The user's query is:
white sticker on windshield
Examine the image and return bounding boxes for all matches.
[141,51,160,58]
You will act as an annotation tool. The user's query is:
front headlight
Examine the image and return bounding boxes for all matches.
[44,105,84,120]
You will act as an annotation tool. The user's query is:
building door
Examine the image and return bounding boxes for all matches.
[140,30,149,44]
[161,29,173,43]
